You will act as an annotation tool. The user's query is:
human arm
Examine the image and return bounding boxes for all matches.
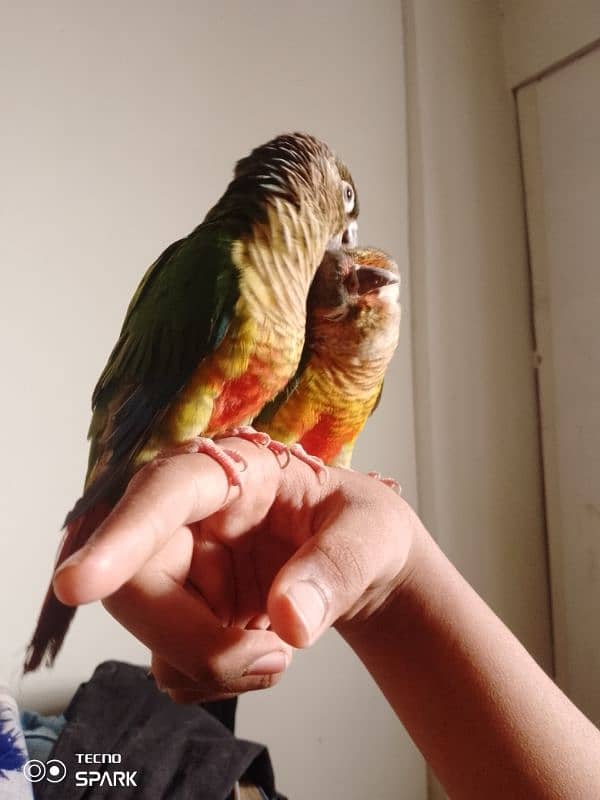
[53,439,600,798]
[339,520,600,799]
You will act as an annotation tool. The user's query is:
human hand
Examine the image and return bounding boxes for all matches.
[53,437,417,702]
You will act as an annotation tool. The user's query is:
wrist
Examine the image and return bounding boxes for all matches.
[335,499,438,640]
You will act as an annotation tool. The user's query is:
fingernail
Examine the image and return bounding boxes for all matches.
[286,580,327,639]
[245,651,289,676]
[56,545,110,577]
[54,552,83,574]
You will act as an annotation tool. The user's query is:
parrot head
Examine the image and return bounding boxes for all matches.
[308,247,401,364]
[225,132,359,249]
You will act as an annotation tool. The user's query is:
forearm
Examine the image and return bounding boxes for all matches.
[339,517,600,799]
[68,445,600,796]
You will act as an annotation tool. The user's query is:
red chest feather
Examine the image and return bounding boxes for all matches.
[208,358,277,433]
[299,415,347,463]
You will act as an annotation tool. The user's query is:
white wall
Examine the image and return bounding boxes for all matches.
[501,0,600,87]
[403,5,554,791]
[404,0,551,665]
[0,2,422,798]
[403,3,554,794]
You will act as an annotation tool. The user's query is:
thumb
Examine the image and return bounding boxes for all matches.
[267,496,409,648]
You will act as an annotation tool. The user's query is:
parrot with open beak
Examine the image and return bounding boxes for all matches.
[254,247,400,468]
[24,132,359,673]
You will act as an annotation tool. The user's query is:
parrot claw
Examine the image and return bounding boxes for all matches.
[216,427,298,465]
[289,443,328,483]
[263,439,289,457]
[215,426,272,448]
[179,436,247,487]
[368,471,402,495]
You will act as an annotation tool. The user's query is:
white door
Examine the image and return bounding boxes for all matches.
[518,45,600,724]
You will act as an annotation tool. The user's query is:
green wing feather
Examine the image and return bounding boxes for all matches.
[68,222,239,522]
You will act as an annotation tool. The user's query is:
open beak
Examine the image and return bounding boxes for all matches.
[356,265,399,295]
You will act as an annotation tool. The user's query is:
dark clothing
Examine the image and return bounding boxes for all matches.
[35,661,284,800]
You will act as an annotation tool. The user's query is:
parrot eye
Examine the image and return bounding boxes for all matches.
[342,181,355,213]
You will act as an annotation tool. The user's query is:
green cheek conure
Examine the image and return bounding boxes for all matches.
[255,247,400,468]
[24,132,358,673]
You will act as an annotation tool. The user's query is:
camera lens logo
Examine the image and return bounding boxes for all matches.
[22,760,45,783]
[23,758,67,783]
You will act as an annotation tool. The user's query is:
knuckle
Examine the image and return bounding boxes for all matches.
[249,673,280,692]
[188,656,236,695]
[162,659,283,703]
[314,537,367,596]
[186,657,281,696]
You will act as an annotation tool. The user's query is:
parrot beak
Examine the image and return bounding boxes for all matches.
[327,220,358,252]
[342,220,358,247]
[356,266,399,295]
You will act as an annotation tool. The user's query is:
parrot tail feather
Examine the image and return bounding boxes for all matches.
[23,502,110,674]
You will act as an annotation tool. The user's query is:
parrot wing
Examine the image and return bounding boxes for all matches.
[67,223,239,523]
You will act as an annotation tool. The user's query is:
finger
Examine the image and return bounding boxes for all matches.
[268,476,413,648]
[151,652,290,704]
[53,438,277,605]
[187,532,235,625]
[101,529,292,689]
[187,530,266,629]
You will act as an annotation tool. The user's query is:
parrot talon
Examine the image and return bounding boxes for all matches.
[289,443,328,483]
[264,439,290,458]
[368,471,402,494]
[265,441,293,469]
[215,426,272,448]
[223,448,248,472]
[217,427,295,466]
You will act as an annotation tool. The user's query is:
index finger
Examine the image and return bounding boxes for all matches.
[53,441,260,605]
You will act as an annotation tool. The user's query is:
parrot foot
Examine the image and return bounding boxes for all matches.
[215,426,297,463]
[215,425,272,448]
[289,443,328,483]
[368,471,402,495]
[261,438,290,457]
[179,436,247,488]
